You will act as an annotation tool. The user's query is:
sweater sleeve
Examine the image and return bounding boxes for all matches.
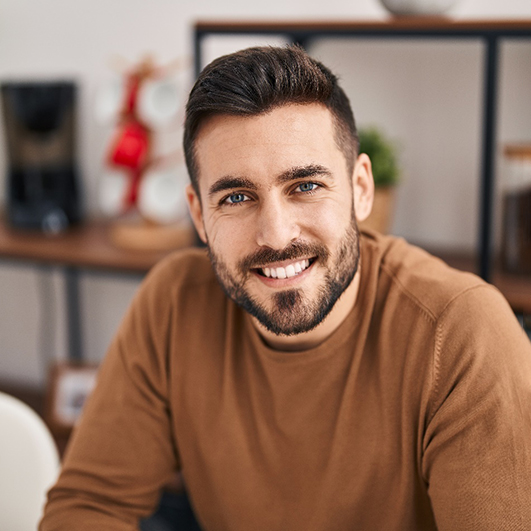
[422,285,531,530]
[39,266,180,530]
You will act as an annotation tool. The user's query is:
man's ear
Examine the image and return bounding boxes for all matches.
[186,183,207,244]
[352,153,374,223]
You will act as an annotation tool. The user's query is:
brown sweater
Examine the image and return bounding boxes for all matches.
[40,231,531,530]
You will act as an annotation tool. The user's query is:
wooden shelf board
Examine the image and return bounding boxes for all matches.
[195,19,531,34]
[0,218,195,273]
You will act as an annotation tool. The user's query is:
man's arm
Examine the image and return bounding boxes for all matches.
[423,285,531,530]
[40,268,179,530]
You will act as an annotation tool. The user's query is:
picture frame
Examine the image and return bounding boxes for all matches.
[45,363,98,436]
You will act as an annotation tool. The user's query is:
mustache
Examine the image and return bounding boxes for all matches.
[239,240,329,273]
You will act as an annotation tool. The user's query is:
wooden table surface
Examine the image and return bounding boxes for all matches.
[0,218,196,273]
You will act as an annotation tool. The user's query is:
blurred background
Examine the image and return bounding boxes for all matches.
[1,0,531,393]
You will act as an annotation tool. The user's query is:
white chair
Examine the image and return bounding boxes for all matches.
[0,391,60,531]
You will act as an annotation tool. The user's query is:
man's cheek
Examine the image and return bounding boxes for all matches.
[213,223,252,253]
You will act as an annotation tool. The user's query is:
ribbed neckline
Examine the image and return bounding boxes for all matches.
[243,233,381,364]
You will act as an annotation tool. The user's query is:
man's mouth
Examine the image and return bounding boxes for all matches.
[255,258,315,279]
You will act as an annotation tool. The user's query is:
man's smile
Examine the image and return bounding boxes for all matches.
[261,258,313,279]
[253,257,315,279]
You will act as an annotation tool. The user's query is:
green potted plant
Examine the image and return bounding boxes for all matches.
[358,126,400,234]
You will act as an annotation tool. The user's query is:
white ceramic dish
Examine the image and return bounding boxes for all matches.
[137,78,181,129]
[137,165,188,224]
[95,78,125,125]
[379,0,459,16]
[99,168,129,216]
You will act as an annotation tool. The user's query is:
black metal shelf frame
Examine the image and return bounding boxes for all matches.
[194,22,531,282]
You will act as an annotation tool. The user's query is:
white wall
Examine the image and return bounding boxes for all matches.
[2,0,531,386]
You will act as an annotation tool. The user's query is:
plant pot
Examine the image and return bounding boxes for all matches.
[359,186,396,234]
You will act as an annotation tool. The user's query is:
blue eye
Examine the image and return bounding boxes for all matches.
[224,192,249,205]
[297,182,318,193]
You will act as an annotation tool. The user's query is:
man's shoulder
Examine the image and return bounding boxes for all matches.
[362,230,495,322]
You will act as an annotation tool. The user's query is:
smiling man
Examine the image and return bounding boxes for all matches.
[189,104,366,349]
[41,46,531,531]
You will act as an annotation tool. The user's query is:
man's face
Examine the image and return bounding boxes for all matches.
[188,103,368,337]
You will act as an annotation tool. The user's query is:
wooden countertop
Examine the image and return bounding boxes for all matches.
[0,218,195,273]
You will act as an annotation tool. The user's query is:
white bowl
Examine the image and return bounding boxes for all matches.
[99,168,130,216]
[95,78,125,125]
[379,0,459,16]
[137,165,188,224]
[137,78,181,129]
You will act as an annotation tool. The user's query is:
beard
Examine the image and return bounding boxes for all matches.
[207,215,360,337]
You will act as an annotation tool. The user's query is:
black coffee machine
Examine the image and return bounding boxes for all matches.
[1,81,82,232]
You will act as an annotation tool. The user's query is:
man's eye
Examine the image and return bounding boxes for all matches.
[296,182,319,193]
[224,193,249,205]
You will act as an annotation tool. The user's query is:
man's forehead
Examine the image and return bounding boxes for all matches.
[195,103,334,146]
[194,103,340,186]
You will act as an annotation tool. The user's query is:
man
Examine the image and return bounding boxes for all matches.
[41,46,531,530]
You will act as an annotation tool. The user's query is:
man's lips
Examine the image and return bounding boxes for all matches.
[252,257,315,279]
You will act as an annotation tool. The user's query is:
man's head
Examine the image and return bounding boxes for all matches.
[184,46,374,346]
[184,45,359,196]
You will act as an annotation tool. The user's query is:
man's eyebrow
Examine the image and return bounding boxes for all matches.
[208,165,332,196]
[208,176,258,196]
[276,164,333,184]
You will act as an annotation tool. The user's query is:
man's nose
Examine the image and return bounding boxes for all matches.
[255,198,301,250]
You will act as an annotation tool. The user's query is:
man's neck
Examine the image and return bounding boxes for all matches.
[252,269,361,352]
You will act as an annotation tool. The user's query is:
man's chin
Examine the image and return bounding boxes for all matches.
[251,310,323,337]
[239,288,335,337]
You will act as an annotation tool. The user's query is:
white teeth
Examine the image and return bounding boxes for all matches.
[260,259,312,279]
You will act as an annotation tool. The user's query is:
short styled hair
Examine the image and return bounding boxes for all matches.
[183,45,359,195]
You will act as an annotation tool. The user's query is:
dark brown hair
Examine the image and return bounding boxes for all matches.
[183,45,359,194]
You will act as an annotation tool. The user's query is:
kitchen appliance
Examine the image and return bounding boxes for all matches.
[1,81,82,232]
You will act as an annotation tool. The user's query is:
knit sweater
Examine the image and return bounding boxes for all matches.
[40,231,531,530]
